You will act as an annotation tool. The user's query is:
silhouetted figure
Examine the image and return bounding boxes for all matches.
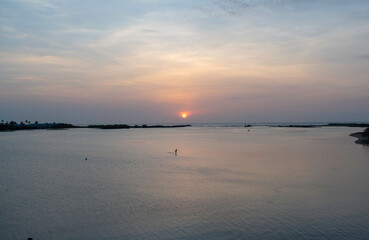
[28,238,33,240]
[175,149,177,156]
[85,157,87,161]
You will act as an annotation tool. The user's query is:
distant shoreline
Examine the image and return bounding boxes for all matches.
[87,124,192,129]
[275,123,369,146]
[274,123,369,128]
[2,122,369,132]
[0,123,192,131]
[2,122,368,147]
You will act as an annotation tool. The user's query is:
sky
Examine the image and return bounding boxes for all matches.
[1,0,369,124]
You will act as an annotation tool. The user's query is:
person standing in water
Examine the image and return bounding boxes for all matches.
[175,149,177,155]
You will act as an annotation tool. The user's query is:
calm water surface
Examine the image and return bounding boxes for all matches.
[1,127,369,239]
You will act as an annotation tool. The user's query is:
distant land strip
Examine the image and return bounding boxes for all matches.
[2,122,369,131]
[87,124,191,129]
[275,123,369,128]
[0,122,191,131]
[1,121,368,146]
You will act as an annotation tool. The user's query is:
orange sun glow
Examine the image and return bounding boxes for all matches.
[181,112,188,119]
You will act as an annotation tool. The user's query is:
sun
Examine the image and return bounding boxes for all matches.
[181,112,188,119]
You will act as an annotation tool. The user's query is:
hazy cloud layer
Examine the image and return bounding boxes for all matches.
[211,0,298,15]
[1,0,369,123]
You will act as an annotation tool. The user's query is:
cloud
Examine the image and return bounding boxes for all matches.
[350,11,369,20]
[200,0,300,16]
[214,0,255,15]
[0,24,28,39]
[12,0,58,9]
[62,28,100,34]
[1,0,369,122]
[358,54,369,59]
[141,28,160,33]
[0,53,87,67]
[230,96,241,101]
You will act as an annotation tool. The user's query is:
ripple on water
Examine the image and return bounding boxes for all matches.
[1,128,369,239]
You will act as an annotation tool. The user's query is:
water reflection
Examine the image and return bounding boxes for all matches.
[0,127,368,239]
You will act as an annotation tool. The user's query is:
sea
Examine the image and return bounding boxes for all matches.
[1,125,369,240]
